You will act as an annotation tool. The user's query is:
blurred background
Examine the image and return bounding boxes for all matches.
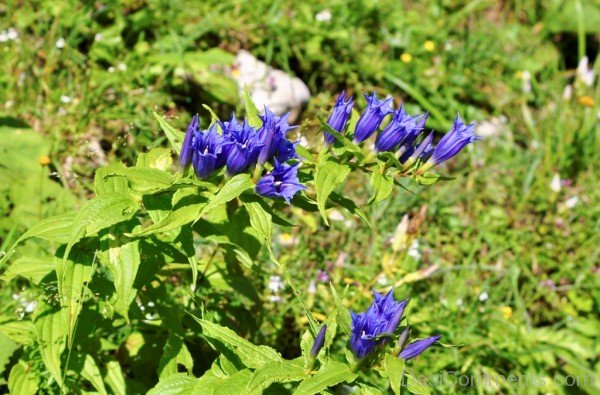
[1,0,598,393]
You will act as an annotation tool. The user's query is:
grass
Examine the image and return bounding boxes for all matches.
[1,0,599,393]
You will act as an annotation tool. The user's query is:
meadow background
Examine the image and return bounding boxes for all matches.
[0,0,599,394]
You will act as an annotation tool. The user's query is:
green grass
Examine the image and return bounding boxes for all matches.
[1,0,599,393]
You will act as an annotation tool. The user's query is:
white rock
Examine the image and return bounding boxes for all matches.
[232,51,310,122]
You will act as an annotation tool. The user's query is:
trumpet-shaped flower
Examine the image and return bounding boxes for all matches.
[180,114,200,168]
[353,92,393,143]
[256,161,306,203]
[257,109,296,164]
[191,124,227,178]
[398,335,441,360]
[223,118,264,174]
[325,91,354,145]
[350,290,408,359]
[375,108,426,152]
[425,115,481,168]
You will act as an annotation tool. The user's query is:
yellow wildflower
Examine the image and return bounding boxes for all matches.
[578,95,595,107]
[400,53,413,63]
[424,40,435,52]
[38,156,51,166]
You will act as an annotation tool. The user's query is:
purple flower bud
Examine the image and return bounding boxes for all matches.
[349,289,408,359]
[375,108,425,152]
[426,115,481,167]
[325,91,354,145]
[256,161,306,203]
[180,114,199,167]
[353,92,393,143]
[396,327,411,352]
[399,335,441,360]
[310,325,327,358]
[400,132,433,166]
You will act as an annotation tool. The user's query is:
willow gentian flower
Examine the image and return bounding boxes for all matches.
[275,138,299,163]
[223,119,264,174]
[399,335,441,360]
[180,114,200,167]
[353,92,393,143]
[422,115,481,171]
[375,107,423,152]
[325,91,354,145]
[257,109,295,164]
[310,325,327,358]
[256,161,306,203]
[400,132,433,167]
[191,124,227,178]
[349,290,408,360]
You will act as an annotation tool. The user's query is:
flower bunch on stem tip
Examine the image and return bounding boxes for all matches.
[180,107,305,203]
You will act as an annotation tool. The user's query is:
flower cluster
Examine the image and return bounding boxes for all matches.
[325,92,481,170]
[180,108,305,203]
[350,289,440,363]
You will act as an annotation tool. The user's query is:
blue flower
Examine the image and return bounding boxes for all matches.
[350,290,408,360]
[353,92,393,143]
[399,132,433,167]
[310,325,327,358]
[256,161,306,203]
[375,107,423,152]
[223,117,264,174]
[325,91,354,145]
[180,114,200,167]
[257,108,296,164]
[399,335,441,360]
[425,115,481,168]
[274,138,299,163]
[191,124,227,178]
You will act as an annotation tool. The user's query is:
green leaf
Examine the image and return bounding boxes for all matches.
[0,320,36,346]
[70,353,108,395]
[132,201,205,237]
[104,360,126,395]
[95,163,130,195]
[243,201,273,247]
[106,225,141,321]
[56,246,95,346]
[383,354,405,395]
[0,333,19,375]
[1,256,55,284]
[314,159,351,225]
[405,370,430,395]
[329,192,372,229]
[154,112,186,153]
[197,369,254,393]
[137,148,173,171]
[147,373,199,395]
[415,172,454,186]
[67,193,137,250]
[158,334,194,379]
[194,318,282,369]
[247,360,308,394]
[368,166,394,204]
[293,361,357,395]
[243,87,262,128]
[35,308,67,388]
[104,167,175,194]
[8,360,38,395]
[199,173,254,218]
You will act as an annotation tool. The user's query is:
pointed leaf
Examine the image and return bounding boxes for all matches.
[293,361,357,395]
[35,308,67,387]
[154,112,185,154]
[315,159,350,225]
[247,360,308,394]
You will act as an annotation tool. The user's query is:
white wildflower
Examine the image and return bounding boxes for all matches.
[564,196,579,209]
[549,173,561,192]
[576,57,594,87]
[118,62,127,71]
[521,71,532,94]
[60,95,72,103]
[478,292,489,302]
[407,239,421,261]
[268,275,284,293]
[563,84,573,100]
[315,10,332,22]
[56,37,66,49]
